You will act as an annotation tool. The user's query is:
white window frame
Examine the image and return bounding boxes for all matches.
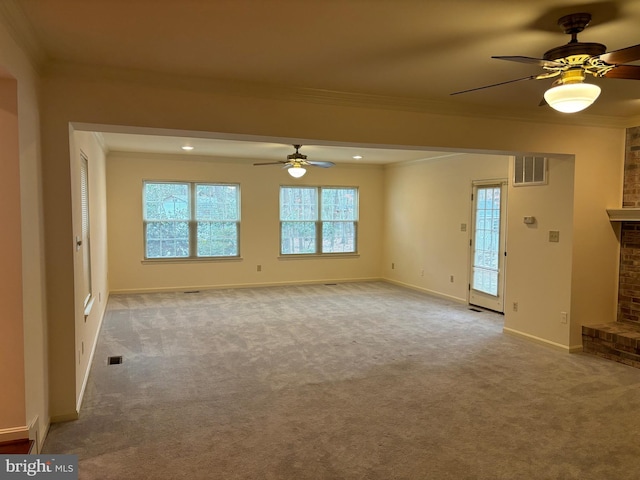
[143,181,241,260]
[80,152,92,307]
[279,185,358,256]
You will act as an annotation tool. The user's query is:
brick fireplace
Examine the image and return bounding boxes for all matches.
[582,126,640,367]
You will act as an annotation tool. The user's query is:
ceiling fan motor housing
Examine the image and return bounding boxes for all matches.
[544,42,607,61]
[545,13,606,62]
[287,144,307,162]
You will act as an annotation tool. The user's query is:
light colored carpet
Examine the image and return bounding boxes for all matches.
[43,282,640,479]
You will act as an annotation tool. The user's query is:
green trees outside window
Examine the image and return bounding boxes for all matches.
[143,182,240,259]
[280,186,358,255]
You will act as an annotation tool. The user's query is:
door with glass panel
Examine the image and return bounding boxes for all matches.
[469,182,507,312]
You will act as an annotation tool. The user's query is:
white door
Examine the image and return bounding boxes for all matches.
[469,182,507,312]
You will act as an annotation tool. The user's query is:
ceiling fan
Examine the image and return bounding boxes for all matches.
[451,12,640,113]
[253,144,335,178]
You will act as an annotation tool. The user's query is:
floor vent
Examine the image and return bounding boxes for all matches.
[184,290,201,294]
[324,283,338,286]
[107,356,123,365]
[469,307,483,312]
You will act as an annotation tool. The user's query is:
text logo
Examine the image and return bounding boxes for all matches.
[0,455,77,479]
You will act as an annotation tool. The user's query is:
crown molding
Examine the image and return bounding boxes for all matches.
[0,0,47,72]
[46,61,634,130]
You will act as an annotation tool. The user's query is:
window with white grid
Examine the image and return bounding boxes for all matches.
[280,186,358,255]
[143,181,240,259]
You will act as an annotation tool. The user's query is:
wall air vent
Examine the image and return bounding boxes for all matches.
[513,156,547,186]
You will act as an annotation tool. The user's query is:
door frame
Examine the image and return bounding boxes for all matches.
[468,179,508,313]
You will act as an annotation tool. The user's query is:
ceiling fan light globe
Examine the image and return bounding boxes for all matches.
[543,82,601,113]
[288,166,306,178]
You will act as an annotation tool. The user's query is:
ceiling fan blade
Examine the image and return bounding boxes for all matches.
[451,75,539,96]
[307,161,335,168]
[538,97,548,107]
[253,161,287,166]
[492,56,564,68]
[603,64,640,80]
[599,44,640,65]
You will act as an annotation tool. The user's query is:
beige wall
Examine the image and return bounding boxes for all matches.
[39,64,624,416]
[0,76,25,432]
[107,152,383,292]
[0,17,48,450]
[70,130,109,414]
[383,153,509,302]
[504,156,575,348]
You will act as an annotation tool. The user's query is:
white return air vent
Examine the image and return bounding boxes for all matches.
[513,156,547,186]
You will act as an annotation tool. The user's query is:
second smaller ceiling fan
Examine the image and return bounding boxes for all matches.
[254,145,335,178]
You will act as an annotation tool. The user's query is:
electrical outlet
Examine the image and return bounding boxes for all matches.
[450,275,454,283]
[392,263,395,269]
[549,230,560,243]
[421,269,424,277]
[257,265,262,272]
[561,312,568,324]
[513,302,518,312]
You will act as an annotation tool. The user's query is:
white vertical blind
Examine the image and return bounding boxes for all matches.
[80,152,92,306]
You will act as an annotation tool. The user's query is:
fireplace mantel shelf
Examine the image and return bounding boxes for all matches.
[607,208,640,221]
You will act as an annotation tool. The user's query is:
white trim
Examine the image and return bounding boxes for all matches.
[76,293,108,413]
[27,415,46,454]
[503,327,575,352]
[0,425,29,443]
[385,279,467,304]
[108,277,384,295]
[50,412,79,424]
[0,1,48,70]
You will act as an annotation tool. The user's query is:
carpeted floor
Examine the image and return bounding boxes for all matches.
[43,282,640,479]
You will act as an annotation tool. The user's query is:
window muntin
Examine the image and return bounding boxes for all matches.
[144,182,240,259]
[280,186,358,255]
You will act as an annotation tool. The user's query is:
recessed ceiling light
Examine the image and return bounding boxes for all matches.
[353,155,363,159]
[181,145,194,151]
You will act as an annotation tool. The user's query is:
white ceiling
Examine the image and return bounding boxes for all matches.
[99,132,462,164]
[8,0,640,160]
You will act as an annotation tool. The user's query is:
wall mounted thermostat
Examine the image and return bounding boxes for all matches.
[523,216,536,225]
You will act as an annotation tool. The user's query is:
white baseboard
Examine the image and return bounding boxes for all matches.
[109,277,384,295]
[77,295,108,413]
[27,415,48,454]
[503,327,574,352]
[50,412,79,424]
[384,279,467,304]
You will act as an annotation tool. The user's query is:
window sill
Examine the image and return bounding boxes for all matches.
[83,296,95,318]
[142,257,243,265]
[278,253,360,260]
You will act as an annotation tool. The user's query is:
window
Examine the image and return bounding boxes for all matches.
[280,186,358,255]
[80,152,92,306]
[143,181,240,259]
